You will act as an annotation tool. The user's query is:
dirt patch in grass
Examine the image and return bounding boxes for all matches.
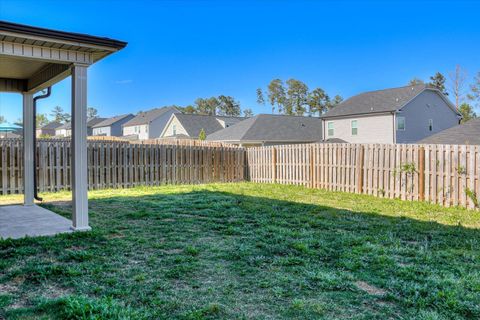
[163,248,183,254]
[355,281,386,296]
[0,283,18,294]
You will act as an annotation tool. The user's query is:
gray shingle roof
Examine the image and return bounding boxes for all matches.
[207,114,323,142]
[322,84,427,118]
[92,114,134,128]
[417,118,480,145]
[39,121,62,130]
[173,114,244,137]
[123,107,179,127]
[57,117,106,130]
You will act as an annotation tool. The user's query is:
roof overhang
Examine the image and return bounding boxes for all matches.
[320,111,394,120]
[0,21,127,93]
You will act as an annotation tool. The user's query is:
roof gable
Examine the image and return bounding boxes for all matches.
[92,114,134,128]
[172,114,244,137]
[56,117,106,130]
[322,84,427,118]
[123,107,180,127]
[39,121,62,130]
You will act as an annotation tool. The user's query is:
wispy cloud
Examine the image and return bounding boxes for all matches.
[115,79,133,84]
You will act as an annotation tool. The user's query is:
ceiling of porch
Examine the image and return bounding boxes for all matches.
[0,56,49,79]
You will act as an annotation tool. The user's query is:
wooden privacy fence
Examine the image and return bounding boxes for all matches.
[0,139,245,194]
[247,143,480,210]
[1,138,479,210]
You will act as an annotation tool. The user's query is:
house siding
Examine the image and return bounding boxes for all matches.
[55,128,70,137]
[323,114,395,144]
[123,109,178,140]
[36,128,56,137]
[396,90,459,143]
[92,126,111,136]
[123,124,149,140]
[93,115,134,137]
[162,116,189,137]
[148,109,179,139]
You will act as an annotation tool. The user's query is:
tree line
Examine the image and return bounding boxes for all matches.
[175,95,253,117]
[256,79,343,116]
[409,66,479,123]
[34,106,98,127]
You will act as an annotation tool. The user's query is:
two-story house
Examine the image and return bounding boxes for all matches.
[55,117,106,137]
[36,121,62,137]
[92,114,134,137]
[122,106,180,140]
[320,84,461,144]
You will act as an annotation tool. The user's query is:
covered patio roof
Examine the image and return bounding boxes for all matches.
[0,20,126,93]
[0,21,126,239]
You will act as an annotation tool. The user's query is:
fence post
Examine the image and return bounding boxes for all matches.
[272,147,277,183]
[310,145,314,188]
[419,146,425,201]
[356,145,364,194]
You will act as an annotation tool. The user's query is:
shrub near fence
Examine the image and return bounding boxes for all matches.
[0,138,245,194]
[247,143,480,210]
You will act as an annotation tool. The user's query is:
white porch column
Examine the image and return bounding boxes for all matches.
[22,92,34,206]
[71,64,90,231]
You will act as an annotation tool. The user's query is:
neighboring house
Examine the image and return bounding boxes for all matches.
[206,114,323,146]
[92,114,134,137]
[55,117,106,137]
[160,113,244,139]
[417,118,480,145]
[36,121,62,137]
[320,84,461,144]
[122,106,180,140]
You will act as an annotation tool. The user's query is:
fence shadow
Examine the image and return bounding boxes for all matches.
[2,189,479,318]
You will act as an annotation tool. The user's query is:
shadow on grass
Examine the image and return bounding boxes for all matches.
[1,189,479,319]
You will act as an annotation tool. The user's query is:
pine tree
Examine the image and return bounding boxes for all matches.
[429,72,448,95]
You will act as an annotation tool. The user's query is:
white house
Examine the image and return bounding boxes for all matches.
[160,113,244,139]
[92,114,134,137]
[122,106,180,140]
[320,84,461,144]
[55,117,106,137]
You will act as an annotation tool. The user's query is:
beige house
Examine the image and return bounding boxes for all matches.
[122,106,179,140]
[321,84,461,144]
[161,113,244,139]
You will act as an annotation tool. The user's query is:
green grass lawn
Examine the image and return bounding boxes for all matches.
[1,183,479,319]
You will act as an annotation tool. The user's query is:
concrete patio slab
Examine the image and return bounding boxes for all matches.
[0,205,72,239]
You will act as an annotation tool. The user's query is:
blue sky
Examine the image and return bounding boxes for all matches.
[1,0,479,122]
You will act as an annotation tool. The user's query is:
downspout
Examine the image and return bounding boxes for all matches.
[33,87,51,201]
[392,112,396,144]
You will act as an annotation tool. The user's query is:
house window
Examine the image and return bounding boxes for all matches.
[397,117,405,131]
[351,120,358,136]
[134,126,140,134]
[428,119,433,131]
[145,126,148,133]
[327,122,334,137]
[172,124,177,135]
